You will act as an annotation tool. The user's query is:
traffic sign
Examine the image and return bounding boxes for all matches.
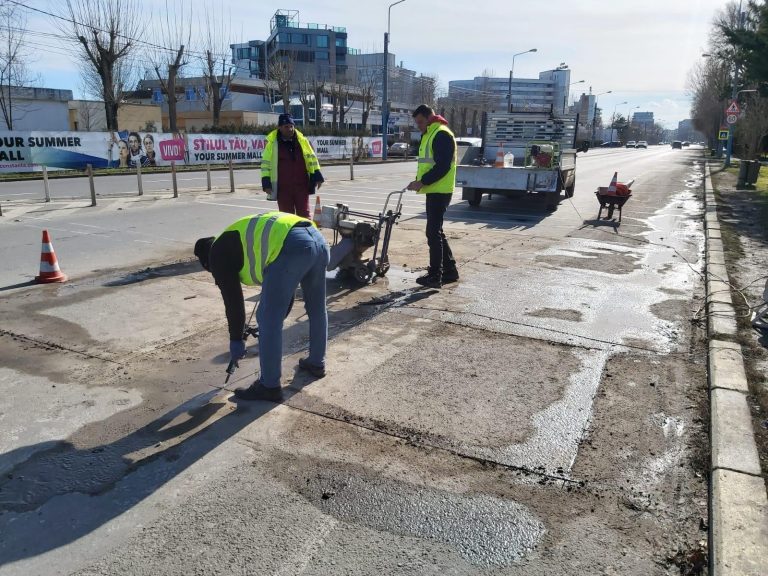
[718,129,730,141]
[726,113,738,125]
[726,100,740,115]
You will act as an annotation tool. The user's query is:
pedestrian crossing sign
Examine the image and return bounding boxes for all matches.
[718,129,729,141]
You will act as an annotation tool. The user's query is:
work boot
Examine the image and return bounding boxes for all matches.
[442,268,460,283]
[416,272,442,288]
[233,379,283,402]
[298,357,326,378]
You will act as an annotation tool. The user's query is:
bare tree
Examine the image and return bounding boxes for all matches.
[198,1,232,128]
[356,67,378,133]
[151,0,192,133]
[312,77,326,126]
[0,1,35,129]
[57,0,143,131]
[267,51,295,114]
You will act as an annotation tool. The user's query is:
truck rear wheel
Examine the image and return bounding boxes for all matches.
[565,178,576,198]
[466,188,482,207]
[546,191,560,211]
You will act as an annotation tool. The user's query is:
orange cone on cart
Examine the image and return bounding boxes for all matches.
[313,195,322,227]
[35,230,67,283]
[607,172,618,194]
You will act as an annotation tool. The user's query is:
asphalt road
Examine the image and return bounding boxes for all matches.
[0,145,710,574]
[1,146,695,288]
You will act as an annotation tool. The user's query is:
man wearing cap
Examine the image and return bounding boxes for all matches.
[194,211,330,402]
[261,114,324,218]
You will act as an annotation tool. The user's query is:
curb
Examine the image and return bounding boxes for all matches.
[704,163,768,575]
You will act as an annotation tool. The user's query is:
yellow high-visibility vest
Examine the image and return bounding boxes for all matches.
[260,129,321,195]
[220,212,312,285]
[415,122,456,194]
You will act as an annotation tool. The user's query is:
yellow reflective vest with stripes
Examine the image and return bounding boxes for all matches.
[260,128,321,195]
[415,122,457,194]
[219,212,313,285]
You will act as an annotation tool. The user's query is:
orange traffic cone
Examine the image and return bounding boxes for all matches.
[35,230,67,283]
[313,195,322,227]
[495,143,505,168]
[607,171,618,194]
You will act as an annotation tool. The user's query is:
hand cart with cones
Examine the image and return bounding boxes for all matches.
[314,190,405,284]
[595,172,634,223]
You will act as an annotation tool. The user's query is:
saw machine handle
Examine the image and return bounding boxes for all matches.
[382,188,406,216]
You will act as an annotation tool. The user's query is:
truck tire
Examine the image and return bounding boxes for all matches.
[565,178,575,198]
[466,188,482,207]
[546,191,560,211]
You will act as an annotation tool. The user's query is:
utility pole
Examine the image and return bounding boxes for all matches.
[382,0,406,161]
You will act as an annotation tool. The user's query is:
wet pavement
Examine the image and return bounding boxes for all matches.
[0,148,711,574]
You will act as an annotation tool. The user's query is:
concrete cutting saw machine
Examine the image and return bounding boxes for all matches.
[317,189,405,284]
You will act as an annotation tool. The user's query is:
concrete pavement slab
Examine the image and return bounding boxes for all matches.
[710,388,762,476]
[709,340,749,393]
[711,468,768,576]
[708,300,739,337]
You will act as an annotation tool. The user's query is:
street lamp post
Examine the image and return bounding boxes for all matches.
[612,101,627,142]
[564,79,584,114]
[507,48,537,113]
[382,0,406,161]
[725,1,746,167]
[591,90,612,142]
[627,104,639,133]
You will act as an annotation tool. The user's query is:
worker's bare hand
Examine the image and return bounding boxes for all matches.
[315,181,323,190]
[407,180,423,191]
[263,188,272,195]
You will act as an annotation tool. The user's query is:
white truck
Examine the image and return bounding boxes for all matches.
[456,111,578,210]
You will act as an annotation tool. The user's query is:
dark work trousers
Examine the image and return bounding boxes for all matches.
[425,192,456,275]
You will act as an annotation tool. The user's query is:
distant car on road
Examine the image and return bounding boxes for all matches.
[626,141,637,148]
[455,137,482,148]
[682,141,691,147]
[636,141,648,149]
[388,142,410,157]
[672,141,683,149]
[600,141,622,148]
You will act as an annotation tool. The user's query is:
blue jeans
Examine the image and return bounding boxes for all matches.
[257,225,330,388]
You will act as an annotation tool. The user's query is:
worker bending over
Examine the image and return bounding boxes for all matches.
[195,212,330,401]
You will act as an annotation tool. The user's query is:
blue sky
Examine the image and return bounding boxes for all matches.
[27,0,731,128]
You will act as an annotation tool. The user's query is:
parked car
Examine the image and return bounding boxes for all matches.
[682,141,691,147]
[388,142,410,156]
[636,141,648,149]
[455,137,482,148]
[672,141,683,149]
[626,141,637,148]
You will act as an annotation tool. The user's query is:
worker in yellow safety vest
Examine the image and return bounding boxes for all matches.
[261,114,324,218]
[407,104,459,288]
[194,211,330,401]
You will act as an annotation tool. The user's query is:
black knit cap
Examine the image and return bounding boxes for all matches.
[194,237,215,271]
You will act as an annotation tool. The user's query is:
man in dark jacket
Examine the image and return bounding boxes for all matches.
[407,104,459,288]
[261,114,324,218]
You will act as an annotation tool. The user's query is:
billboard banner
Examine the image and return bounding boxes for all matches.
[0,131,383,172]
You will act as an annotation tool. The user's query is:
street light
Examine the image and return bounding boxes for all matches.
[382,0,406,161]
[591,90,612,142]
[564,79,585,112]
[612,101,627,142]
[726,0,746,168]
[507,48,537,113]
